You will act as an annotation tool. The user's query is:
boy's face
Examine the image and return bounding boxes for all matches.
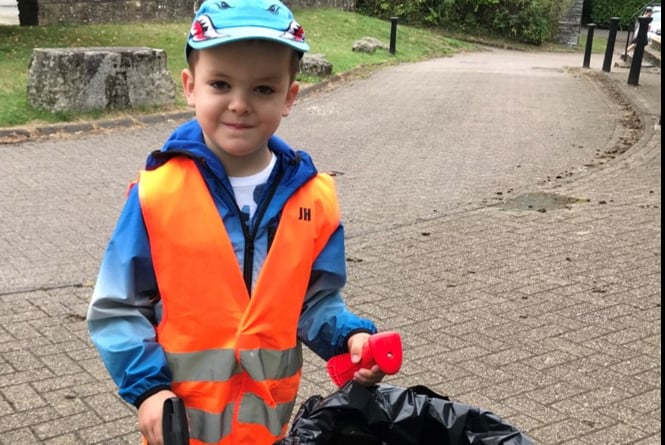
[182,40,299,165]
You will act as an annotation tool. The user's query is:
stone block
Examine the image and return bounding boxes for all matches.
[27,47,176,113]
[300,53,333,77]
[352,37,388,54]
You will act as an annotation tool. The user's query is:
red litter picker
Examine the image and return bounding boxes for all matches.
[326,331,403,387]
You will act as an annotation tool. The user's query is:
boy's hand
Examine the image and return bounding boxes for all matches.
[138,389,177,445]
[348,333,385,386]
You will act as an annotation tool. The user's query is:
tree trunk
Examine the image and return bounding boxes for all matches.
[17,0,39,26]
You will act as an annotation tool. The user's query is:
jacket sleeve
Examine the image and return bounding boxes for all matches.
[86,185,172,407]
[297,224,377,361]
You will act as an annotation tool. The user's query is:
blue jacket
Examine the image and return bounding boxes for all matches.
[87,120,376,406]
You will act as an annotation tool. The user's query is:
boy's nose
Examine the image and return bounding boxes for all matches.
[228,92,251,114]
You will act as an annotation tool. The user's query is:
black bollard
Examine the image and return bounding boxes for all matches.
[583,24,595,68]
[628,15,652,85]
[389,17,399,55]
[602,17,620,72]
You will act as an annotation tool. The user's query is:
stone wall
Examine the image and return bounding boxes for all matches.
[557,0,584,47]
[190,0,355,13]
[33,0,355,25]
[35,0,193,25]
[283,0,354,10]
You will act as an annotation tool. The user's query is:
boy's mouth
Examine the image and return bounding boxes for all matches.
[224,122,252,130]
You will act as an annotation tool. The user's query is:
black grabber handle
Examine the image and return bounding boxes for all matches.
[163,397,189,445]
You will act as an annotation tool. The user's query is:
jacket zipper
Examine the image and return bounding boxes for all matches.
[199,157,284,296]
[245,168,283,293]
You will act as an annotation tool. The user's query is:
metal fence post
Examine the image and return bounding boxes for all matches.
[389,17,399,55]
[583,24,595,68]
[628,15,652,85]
[602,17,620,72]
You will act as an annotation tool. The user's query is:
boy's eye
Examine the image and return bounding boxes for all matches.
[210,80,230,90]
[255,86,275,95]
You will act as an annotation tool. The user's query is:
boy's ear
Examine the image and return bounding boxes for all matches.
[282,81,300,117]
[182,68,196,107]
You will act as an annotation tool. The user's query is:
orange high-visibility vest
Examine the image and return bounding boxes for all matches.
[138,157,340,445]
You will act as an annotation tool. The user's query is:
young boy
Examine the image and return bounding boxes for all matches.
[86,1,386,444]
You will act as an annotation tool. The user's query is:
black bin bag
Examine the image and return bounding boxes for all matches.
[275,382,535,445]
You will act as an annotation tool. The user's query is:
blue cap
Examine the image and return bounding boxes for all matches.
[186,0,309,61]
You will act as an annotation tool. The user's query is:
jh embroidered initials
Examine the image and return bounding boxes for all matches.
[299,207,311,221]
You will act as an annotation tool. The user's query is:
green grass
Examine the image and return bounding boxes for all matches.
[578,33,613,54]
[0,9,478,128]
[0,22,190,127]
[0,9,591,128]
[442,25,613,54]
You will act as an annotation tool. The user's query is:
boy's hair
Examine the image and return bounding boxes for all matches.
[187,42,302,83]
[185,0,309,64]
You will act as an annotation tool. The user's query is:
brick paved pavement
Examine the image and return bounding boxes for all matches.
[0,48,660,444]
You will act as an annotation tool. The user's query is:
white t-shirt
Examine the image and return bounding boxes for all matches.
[228,152,276,223]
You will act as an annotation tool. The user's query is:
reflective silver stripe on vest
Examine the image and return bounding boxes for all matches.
[238,393,296,436]
[239,344,303,381]
[166,349,240,382]
[186,395,296,443]
[187,402,234,444]
[166,345,302,383]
